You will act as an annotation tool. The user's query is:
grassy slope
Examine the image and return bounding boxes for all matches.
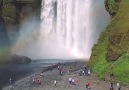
[89,0,129,85]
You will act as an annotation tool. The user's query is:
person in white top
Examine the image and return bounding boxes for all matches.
[72,79,75,85]
[117,83,121,90]
[54,80,57,86]
[88,70,91,76]
[32,78,35,84]
[68,77,72,84]
[40,73,43,76]
[82,70,85,76]
[117,83,119,87]
[9,78,12,84]
[58,66,60,70]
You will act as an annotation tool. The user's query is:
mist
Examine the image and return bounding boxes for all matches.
[11,0,110,60]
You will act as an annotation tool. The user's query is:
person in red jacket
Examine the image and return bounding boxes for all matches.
[76,79,79,85]
[86,82,90,89]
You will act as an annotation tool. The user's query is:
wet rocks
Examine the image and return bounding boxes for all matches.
[10,54,31,64]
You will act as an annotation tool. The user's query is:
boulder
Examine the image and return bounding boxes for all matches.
[11,55,31,64]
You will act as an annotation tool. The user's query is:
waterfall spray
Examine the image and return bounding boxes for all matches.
[11,0,110,60]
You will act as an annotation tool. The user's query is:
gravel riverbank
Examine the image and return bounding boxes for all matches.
[3,61,129,90]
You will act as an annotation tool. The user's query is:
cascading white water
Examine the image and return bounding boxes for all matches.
[11,0,110,59]
[39,0,110,59]
[55,0,92,58]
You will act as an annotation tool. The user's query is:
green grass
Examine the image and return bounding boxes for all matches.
[89,0,129,85]
[92,54,129,85]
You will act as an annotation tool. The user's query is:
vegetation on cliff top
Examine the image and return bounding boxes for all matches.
[2,0,39,24]
[89,0,129,85]
[105,0,120,17]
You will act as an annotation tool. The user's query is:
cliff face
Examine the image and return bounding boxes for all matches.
[1,0,41,41]
[0,0,41,62]
[89,0,129,84]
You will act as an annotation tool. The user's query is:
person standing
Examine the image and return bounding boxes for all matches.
[32,78,35,84]
[68,77,72,84]
[60,66,63,75]
[86,82,90,89]
[38,79,41,85]
[9,78,12,85]
[72,78,75,85]
[58,65,60,70]
[82,70,85,76]
[40,72,43,76]
[110,82,114,90]
[75,79,78,85]
[117,83,121,90]
[54,80,57,86]
[88,70,91,76]
[110,73,114,80]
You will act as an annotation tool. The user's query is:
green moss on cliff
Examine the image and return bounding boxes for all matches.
[2,1,17,24]
[89,0,129,84]
[105,0,120,17]
[2,0,41,25]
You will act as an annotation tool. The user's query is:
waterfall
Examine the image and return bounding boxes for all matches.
[39,0,110,59]
[11,0,110,60]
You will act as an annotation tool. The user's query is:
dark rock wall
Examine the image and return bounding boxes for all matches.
[0,0,42,62]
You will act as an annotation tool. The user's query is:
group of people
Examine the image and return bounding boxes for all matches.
[31,62,121,90]
[32,78,42,85]
[109,73,121,90]
[78,68,91,76]
[32,72,44,85]
[68,77,78,85]
[110,82,121,90]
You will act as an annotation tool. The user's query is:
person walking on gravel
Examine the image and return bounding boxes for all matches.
[75,79,78,85]
[72,78,75,85]
[86,82,90,89]
[9,78,12,85]
[54,80,57,86]
[68,77,72,84]
[88,70,91,76]
[110,82,114,90]
[32,78,35,84]
[117,83,121,90]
